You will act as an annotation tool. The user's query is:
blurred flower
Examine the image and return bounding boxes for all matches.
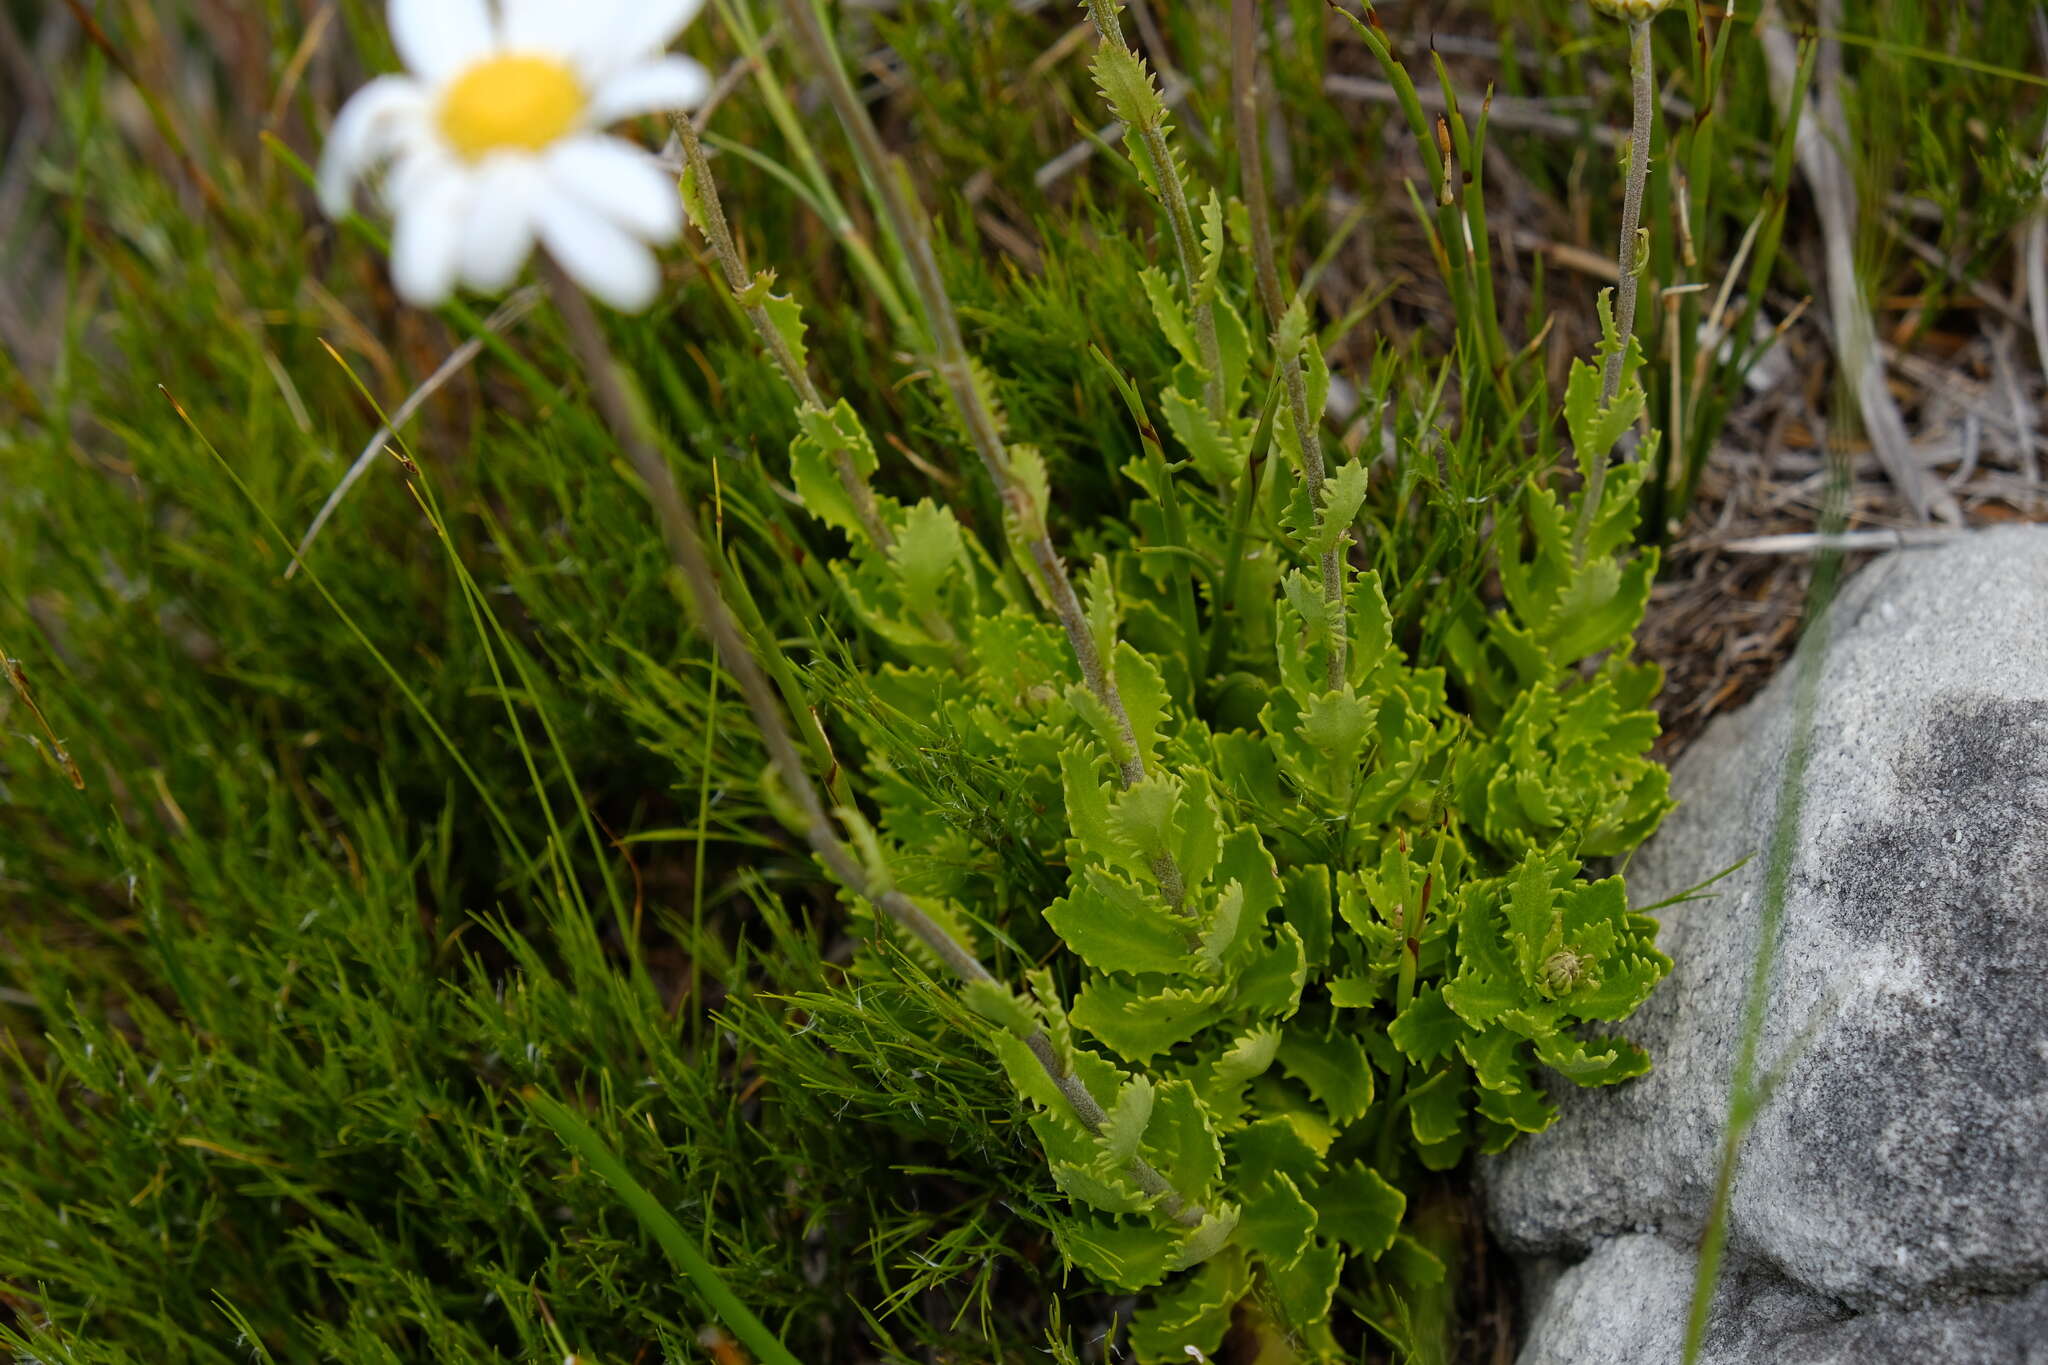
[319,0,708,310]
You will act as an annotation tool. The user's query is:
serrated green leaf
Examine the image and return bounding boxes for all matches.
[1195,879,1244,974]
[677,158,711,235]
[1276,1027,1373,1124]
[1188,1026,1280,1127]
[1388,986,1464,1064]
[1309,1163,1405,1259]
[1127,1251,1248,1363]
[987,1030,1068,1114]
[1161,389,1242,488]
[1115,641,1170,766]
[1113,775,1180,861]
[1003,443,1050,547]
[1089,42,1165,131]
[1140,267,1197,366]
[1281,865,1333,971]
[1060,744,1121,866]
[1328,974,1381,1008]
[1459,1024,1527,1093]
[1475,1080,1556,1135]
[1080,554,1119,667]
[1096,1074,1155,1171]
[1265,1235,1341,1334]
[1385,1232,1447,1289]
[1140,1078,1222,1202]
[1168,768,1222,893]
[964,980,1037,1040]
[890,499,965,604]
[1044,867,1192,977]
[1228,1115,1327,1187]
[1072,978,1228,1063]
[1233,925,1307,1020]
[1197,191,1227,293]
[1275,296,1314,360]
[1217,827,1281,924]
[1535,1032,1650,1086]
[1241,1171,1318,1273]
[1504,850,1566,985]
[1166,1204,1240,1273]
[795,399,878,481]
[1298,688,1375,764]
[1311,462,1369,557]
[1058,1216,1177,1290]
[786,405,876,532]
[1026,967,1074,1060]
[1405,1068,1466,1147]
[1571,948,1670,1021]
[757,281,809,377]
[1048,1159,1152,1216]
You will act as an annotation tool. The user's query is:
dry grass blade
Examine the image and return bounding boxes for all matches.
[1324,73,1611,146]
[1759,0,1957,525]
[1717,527,1975,555]
[2,649,84,789]
[286,287,541,579]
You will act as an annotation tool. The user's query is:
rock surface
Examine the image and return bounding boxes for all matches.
[1485,526,2048,1362]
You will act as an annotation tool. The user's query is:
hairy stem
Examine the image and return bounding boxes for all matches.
[1085,0,1221,421]
[1604,18,1656,408]
[708,0,915,337]
[1232,0,1346,691]
[542,260,1200,1227]
[1579,18,1656,561]
[780,0,1184,890]
[676,116,894,553]
[674,113,969,665]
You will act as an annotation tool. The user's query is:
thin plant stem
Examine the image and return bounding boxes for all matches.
[675,114,890,547]
[779,0,1184,901]
[1579,17,1656,563]
[708,0,914,338]
[1232,0,1347,692]
[540,259,1201,1227]
[1084,0,1221,421]
[1605,19,1655,408]
[673,112,969,665]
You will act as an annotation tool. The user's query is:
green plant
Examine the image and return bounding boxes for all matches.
[632,4,1680,1355]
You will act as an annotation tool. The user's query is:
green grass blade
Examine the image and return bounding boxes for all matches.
[522,1091,804,1365]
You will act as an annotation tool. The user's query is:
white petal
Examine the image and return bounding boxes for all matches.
[459,156,544,293]
[545,135,682,243]
[317,75,429,216]
[389,165,473,305]
[499,0,609,53]
[588,56,710,124]
[386,146,457,207]
[606,0,705,57]
[387,0,497,83]
[536,193,662,312]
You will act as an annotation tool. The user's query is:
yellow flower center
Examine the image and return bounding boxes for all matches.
[437,55,585,160]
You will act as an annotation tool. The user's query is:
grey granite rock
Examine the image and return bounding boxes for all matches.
[1519,1236,2048,1365]
[1485,526,2048,1359]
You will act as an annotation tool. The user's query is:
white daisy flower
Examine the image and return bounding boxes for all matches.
[319,0,710,312]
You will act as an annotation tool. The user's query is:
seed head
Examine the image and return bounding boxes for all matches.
[1590,0,1675,19]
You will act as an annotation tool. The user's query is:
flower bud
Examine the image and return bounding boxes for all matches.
[1541,950,1593,995]
[1590,0,1674,19]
